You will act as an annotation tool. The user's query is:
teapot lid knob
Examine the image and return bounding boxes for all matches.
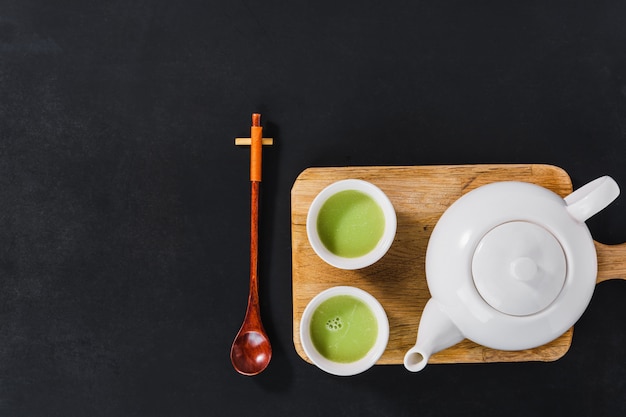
[472,221,567,316]
[510,257,538,281]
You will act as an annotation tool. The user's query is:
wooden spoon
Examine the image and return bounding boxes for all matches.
[230,114,272,375]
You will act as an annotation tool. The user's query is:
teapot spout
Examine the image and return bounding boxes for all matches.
[404,298,464,372]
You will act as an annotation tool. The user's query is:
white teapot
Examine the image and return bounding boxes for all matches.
[404,176,620,372]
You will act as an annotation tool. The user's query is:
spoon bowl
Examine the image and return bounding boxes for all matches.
[231,328,272,375]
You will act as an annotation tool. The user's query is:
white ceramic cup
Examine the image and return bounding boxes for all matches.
[306,179,397,270]
[300,286,389,376]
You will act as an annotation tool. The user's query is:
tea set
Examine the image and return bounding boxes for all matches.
[301,173,621,375]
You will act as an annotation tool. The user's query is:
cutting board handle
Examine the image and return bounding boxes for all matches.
[595,241,626,283]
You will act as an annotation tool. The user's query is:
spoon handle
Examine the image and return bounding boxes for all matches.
[595,241,626,283]
[246,180,261,325]
[246,114,263,326]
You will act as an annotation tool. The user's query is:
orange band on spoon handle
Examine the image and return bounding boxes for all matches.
[250,114,262,182]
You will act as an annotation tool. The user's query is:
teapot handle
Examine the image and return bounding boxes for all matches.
[564,176,620,223]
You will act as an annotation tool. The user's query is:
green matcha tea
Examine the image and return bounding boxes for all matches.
[316,190,385,258]
[309,295,378,363]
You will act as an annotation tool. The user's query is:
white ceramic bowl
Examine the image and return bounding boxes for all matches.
[300,286,389,376]
[306,179,397,270]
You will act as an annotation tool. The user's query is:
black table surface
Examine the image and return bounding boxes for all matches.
[2,1,626,416]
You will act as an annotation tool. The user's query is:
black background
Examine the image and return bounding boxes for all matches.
[1,0,626,416]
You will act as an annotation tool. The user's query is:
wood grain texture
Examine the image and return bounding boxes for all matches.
[291,164,626,366]
[595,241,626,283]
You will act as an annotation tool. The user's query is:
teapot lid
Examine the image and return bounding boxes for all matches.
[472,221,566,316]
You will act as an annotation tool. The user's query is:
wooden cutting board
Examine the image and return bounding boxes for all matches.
[291,164,626,366]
